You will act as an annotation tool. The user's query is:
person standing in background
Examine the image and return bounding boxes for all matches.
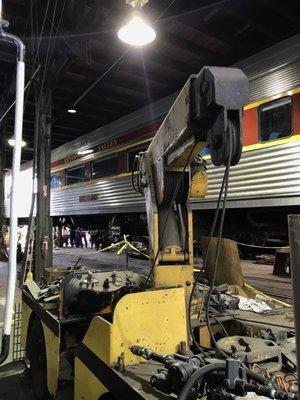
[75,227,83,248]
[95,229,101,251]
[70,227,76,247]
[81,229,88,248]
[62,226,70,247]
[89,228,98,249]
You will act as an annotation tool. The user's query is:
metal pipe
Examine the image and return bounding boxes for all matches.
[0,21,25,364]
[288,214,300,397]
[0,65,40,122]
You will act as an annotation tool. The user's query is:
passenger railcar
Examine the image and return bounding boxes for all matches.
[5,34,300,244]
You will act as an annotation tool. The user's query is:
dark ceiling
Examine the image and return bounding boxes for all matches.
[0,0,299,164]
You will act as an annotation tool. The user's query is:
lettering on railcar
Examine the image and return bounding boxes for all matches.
[61,139,118,166]
[63,154,80,164]
[97,139,118,151]
[79,194,99,202]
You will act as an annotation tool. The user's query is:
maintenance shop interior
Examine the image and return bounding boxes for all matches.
[0,1,300,399]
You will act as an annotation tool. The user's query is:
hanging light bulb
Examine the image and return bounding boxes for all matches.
[118,0,156,46]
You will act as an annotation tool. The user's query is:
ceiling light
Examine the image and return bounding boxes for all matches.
[118,15,156,46]
[118,0,156,47]
[68,108,77,114]
[77,149,94,155]
[8,138,26,147]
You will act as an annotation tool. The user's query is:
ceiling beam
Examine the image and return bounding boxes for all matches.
[256,0,299,26]
[222,2,273,38]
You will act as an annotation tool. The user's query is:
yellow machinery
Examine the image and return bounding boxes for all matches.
[13,67,296,400]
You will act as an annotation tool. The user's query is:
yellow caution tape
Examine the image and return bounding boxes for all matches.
[100,234,150,259]
[245,283,292,308]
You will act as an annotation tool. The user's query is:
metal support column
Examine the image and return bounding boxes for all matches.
[0,73,13,243]
[34,90,53,282]
[288,214,300,396]
[0,117,6,237]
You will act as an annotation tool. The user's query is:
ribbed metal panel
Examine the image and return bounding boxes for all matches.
[50,175,145,216]
[248,58,300,102]
[5,140,300,217]
[49,140,300,216]
[191,140,300,208]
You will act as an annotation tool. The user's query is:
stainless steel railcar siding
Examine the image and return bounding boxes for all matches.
[235,34,300,102]
[49,140,300,216]
[247,58,300,102]
[191,139,300,210]
[50,175,145,216]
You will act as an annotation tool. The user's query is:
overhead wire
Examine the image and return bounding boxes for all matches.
[73,51,129,108]
[31,0,51,73]
[37,0,59,103]
[21,0,56,275]
[0,66,40,122]
[0,0,51,122]
[42,0,68,81]
[70,0,178,109]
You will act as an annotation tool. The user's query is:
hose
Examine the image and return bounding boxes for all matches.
[177,362,226,400]
[177,362,273,400]
[246,369,269,386]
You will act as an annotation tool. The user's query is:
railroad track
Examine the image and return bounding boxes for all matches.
[244,279,293,301]
[243,275,291,285]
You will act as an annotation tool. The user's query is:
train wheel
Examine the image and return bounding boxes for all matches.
[29,317,51,400]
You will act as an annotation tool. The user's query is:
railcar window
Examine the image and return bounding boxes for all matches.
[127,145,149,172]
[65,166,86,185]
[51,173,62,188]
[258,97,292,142]
[92,156,117,179]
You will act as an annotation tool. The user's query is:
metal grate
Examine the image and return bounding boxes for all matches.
[12,302,25,361]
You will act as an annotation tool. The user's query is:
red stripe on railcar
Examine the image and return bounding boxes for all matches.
[293,93,300,134]
[243,107,258,146]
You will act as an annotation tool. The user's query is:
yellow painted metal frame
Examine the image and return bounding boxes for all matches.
[42,322,60,397]
[21,301,31,350]
[75,287,188,400]
[75,358,105,400]
[189,170,208,199]
[154,265,194,293]
[21,300,60,398]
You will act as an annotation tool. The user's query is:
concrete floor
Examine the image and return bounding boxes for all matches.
[0,247,293,399]
[52,247,293,302]
[0,361,33,400]
[242,261,292,302]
